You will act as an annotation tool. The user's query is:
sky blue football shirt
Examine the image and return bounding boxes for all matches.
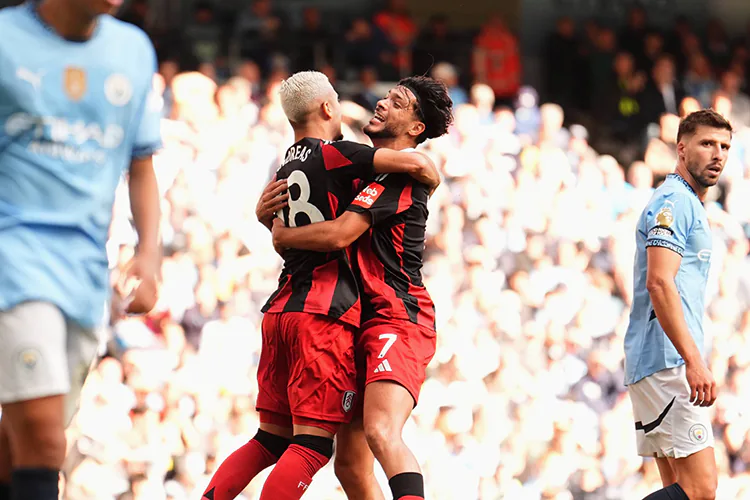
[0,3,161,327]
[624,173,713,385]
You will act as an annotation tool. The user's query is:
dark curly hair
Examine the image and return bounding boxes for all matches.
[398,76,454,144]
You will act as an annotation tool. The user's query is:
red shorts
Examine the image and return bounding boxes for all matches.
[356,317,437,408]
[256,312,358,431]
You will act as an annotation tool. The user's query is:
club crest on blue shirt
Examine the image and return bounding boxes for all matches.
[105,74,133,107]
[63,67,86,101]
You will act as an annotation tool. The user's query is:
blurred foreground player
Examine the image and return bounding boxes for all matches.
[202,71,440,500]
[625,109,732,500]
[272,76,453,500]
[0,0,162,499]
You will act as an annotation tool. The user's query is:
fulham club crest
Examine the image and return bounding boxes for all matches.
[342,390,356,412]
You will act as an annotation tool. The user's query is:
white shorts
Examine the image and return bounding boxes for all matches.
[0,301,102,426]
[628,365,714,459]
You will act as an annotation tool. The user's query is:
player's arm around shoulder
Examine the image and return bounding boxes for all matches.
[372,149,441,190]
[281,170,416,253]
[272,211,371,253]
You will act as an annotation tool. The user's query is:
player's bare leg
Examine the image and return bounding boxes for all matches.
[259,422,337,500]
[2,395,65,499]
[202,415,292,500]
[0,418,11,499]
[334,419,385,500]
[654,457,677,487]
[671,448,717,499]
[643,448,717,500]
[363,381,423,499]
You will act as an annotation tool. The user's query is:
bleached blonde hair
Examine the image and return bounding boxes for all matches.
[279,71,335,125]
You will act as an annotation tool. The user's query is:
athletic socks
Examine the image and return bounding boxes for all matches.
[202,430,290,500]
[259,434,333,500]
[0,482,9,500]
[642,483,690,500]
[389,472,425,500]
[11,468,58,500]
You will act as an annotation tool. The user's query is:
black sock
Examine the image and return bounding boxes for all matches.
[643,483,690,500]
[389,472,424,499]
[11,468,59,500]
[0,482,10,500]
[292,434,334,459]
[254,429,291,459]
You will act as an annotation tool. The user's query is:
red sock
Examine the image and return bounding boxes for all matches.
[203,430,289,500]
[259,443,330,500]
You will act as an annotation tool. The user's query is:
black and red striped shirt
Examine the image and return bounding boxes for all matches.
[262,138,378,327]
[347,173,436,330]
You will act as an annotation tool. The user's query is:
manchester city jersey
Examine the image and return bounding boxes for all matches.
[0,3,161,327]
[624,173,713,385]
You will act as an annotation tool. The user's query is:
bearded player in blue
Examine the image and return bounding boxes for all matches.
[0,0,162,498]
[625,109,733,500]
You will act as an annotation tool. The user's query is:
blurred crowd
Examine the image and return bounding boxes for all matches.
[544,7,750,168]
[119,0,516,103]
[39,3,750,500]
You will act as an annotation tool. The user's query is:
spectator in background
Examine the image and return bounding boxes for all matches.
[514,86,542,142]
[641,54,684,123]
[594,51,647,166]
[344,17,392,79]
[679,96,701,117]
[473,14,521,106]
[233,0,286,74]
[350,67,380,112]
[643,113,680,177]
[618,5,650,63]
[373,0,418,79]
[581,19,601,55]
[235,60,262,102]
[639,31,664,75]
[292,7,333,73]
[181,282,219,351]
[319,64,339,92]
[710,93,747,184]
[183,2,222,67]
[413,14,460,76]
[588,27,618,110]
[720,69,750,128]
[539,102,569,149]
[199,62,217,82]
[706,18,732,71]
[665,15,692,64]
[432,62,468,107]
[226,75,260,126]
[627,161,656,209]
[728,45,749,83]
[159,60,179,118]
[544,16,581,112]
[471,83,497,125]
[684,52,718,107]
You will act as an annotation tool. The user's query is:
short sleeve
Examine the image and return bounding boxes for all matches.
[132,39,162,159]
[346,174,413,226]
[645,195,694,256]
[322,141,377,182]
